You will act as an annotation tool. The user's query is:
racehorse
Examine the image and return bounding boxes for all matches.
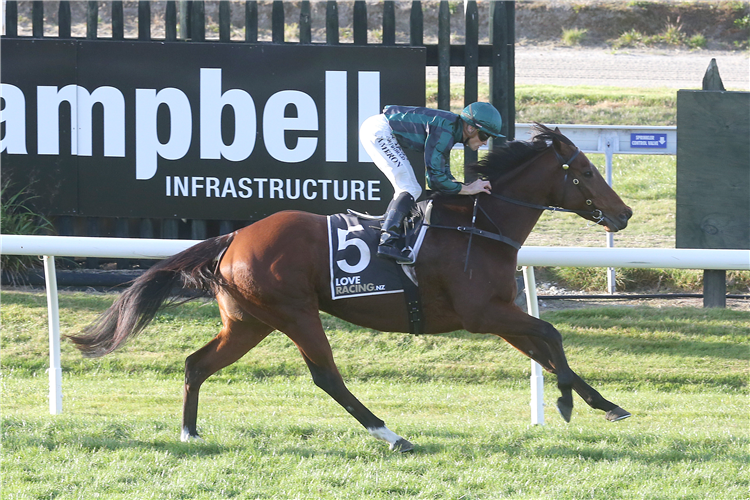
[69,124,633,452]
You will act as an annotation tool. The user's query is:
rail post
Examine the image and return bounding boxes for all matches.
[601,130,619,294]
[522,266,544,425]
[43,255,63,415]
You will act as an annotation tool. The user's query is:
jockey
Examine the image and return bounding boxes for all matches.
[360,102,505,264]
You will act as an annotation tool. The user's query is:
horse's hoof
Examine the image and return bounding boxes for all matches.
[181,434,205,443]
[556,398,573,423]
[605,407,632,422]
[390,438,414,453]
[180,428,205,443]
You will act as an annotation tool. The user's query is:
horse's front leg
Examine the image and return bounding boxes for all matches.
[463,302,576,422]
[500,335,631,422]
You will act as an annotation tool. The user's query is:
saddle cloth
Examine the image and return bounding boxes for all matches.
[326,202,430,301]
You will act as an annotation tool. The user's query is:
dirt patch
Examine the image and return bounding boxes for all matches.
[515,0,750,50]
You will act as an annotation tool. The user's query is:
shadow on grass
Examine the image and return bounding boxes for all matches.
[402,427,750,466]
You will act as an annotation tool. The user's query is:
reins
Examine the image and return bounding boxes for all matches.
[426,146,605,271]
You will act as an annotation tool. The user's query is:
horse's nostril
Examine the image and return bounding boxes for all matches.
[621,208,633,221]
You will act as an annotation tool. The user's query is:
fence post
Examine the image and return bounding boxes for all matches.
[437,1,450,111]
[353,0,367,45]
[56,216,75,269]
[59,1,71,38]
[219,0,230,42]
[86,218,100,269]
[410,1,423,46]
[326,1,339,45]
[464,1,479,169]
[162,219,179,239]
[245,0,257,42]
[489,0,515,141]
[112,1,124,40]
[179,0,190,40]
[165,1,177,41]
[139,219,154,268]
[87,1,98,39]
[116,218,130,269]
[300,1,312,44]
[32,1,43,38]
[191,0,205,42]
[272,1,284,43]
[138,0,150,40]
[704,270,727,307]
[5,0,17,37]
[702,58,727,309]
[191,220,207,240]
[219,221,234,235]
[383,1,395,45]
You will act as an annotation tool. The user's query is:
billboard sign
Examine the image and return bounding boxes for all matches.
[1,39,426,220]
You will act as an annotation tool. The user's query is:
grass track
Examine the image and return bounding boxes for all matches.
[2,291,748,499]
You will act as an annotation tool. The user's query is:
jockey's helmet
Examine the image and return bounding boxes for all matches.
[460,102,505,138]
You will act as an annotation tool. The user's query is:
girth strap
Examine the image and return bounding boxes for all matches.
[397,267,424,335]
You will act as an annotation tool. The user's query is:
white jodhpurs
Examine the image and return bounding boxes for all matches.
[360,114,423,201]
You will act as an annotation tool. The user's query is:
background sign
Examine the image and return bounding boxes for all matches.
[1,40,426,220]
[630,133,668,149]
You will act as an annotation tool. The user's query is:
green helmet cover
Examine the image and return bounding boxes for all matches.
[460,102,505,138]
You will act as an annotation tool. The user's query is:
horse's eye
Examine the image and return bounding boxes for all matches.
[583,170,594,178]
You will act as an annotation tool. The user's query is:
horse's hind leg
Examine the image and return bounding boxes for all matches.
[501,336,631,422]
[285,313,413,452]
[181,298,274,442]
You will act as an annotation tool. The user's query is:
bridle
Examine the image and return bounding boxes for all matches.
[492,147,603,222]
[426,146,606,271]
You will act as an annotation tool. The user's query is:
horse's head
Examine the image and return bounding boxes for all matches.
[469,124,633,233]
[541,125,633,232]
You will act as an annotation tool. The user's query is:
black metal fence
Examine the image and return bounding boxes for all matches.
[2,0,514,264]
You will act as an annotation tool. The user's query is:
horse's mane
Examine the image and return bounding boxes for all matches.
[465,123,575,184]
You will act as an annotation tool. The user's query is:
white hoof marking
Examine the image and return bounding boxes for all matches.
[181,427,205,443]
[368,426,402,447]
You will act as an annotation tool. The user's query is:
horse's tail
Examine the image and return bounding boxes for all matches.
[67,232,235,358]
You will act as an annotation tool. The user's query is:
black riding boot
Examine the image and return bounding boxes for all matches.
[378,192,415,264]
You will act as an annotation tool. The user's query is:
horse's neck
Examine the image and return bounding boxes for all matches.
[486,151,560,244]
[482,196,543,247]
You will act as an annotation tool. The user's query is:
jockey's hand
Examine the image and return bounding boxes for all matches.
[459,179,492,195]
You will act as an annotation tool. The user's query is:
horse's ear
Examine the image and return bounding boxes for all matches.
[550,129,562,146]
[550,133,568,156]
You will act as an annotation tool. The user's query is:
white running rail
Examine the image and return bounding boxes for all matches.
[2,234,747,423]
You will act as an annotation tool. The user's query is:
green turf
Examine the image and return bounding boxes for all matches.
[2,291,748,499]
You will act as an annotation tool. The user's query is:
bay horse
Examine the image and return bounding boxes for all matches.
[69,124,633,452]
